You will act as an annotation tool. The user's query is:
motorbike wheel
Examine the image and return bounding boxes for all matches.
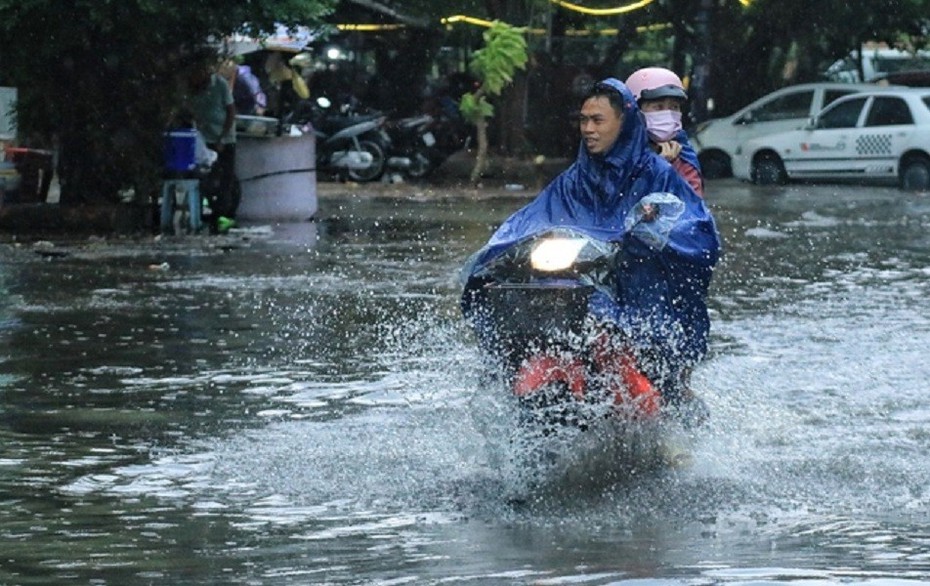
[347,140,386,183]
[518,382,589,434]
[405,150,434,180]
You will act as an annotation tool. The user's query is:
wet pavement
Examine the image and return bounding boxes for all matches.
[2,178,930,584]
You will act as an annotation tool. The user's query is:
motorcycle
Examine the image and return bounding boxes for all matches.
[384,105,473,180]
[289,97,390,182]
[462,227,665,435]
[384,114,440,180]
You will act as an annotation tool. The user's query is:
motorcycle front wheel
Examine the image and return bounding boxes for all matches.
[347,140,386,183]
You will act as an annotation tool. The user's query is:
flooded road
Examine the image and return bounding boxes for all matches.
[2,179,930,584]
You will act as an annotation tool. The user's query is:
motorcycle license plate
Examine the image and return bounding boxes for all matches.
[422,132,436,147]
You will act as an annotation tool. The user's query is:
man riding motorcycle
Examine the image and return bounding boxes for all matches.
[461,78,720,423]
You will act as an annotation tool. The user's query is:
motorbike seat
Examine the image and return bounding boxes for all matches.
[316,113,383,135]
[394,115,433,130]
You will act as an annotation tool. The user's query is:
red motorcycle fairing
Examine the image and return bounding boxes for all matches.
[512,343,662,420]
[513,354,586,399]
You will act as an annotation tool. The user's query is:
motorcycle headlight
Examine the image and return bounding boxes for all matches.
[530,238,587,272]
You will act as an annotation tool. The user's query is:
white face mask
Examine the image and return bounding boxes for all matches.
[643,110,682,143]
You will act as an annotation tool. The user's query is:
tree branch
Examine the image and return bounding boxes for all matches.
[343,0,432,28]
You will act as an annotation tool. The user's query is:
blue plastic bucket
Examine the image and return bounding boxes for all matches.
[164,130,197,172]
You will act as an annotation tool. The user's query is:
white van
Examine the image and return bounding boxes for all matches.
[692,82,879,178]
[825,46,930,83]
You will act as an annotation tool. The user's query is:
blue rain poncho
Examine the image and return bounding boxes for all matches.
[462,78,721,371]
[673,127,702,172]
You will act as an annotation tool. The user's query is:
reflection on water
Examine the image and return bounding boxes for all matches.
[3,184,930,584]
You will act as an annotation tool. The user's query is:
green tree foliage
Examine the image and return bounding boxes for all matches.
[0,0,334,209]
[2,0,927,211]
[710,0,929,116]
[459,21,528,183]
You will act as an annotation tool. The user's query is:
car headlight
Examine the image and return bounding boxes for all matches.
[530,238,587,272]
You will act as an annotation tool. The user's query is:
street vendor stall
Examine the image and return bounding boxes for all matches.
[227,25,318,222]
[235,115,316,221]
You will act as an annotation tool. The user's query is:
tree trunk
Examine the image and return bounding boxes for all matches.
[470,115,489,185]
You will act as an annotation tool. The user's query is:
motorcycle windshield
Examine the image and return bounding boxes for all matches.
[461,228,619,295]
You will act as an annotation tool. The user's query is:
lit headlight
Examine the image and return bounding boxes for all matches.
[530,238,587,272]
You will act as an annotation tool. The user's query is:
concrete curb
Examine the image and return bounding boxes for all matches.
[318,152,571,199]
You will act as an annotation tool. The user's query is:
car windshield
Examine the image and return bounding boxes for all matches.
[922,96,930,113]
[875,56,930,74]
[824,89,860,108]
[750,90,814,122]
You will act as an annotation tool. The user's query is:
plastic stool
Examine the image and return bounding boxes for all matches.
[160,179,203,234]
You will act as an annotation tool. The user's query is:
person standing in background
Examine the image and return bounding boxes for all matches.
[220,58,267,116]
[263,51,310,120]
[187,59,238,232]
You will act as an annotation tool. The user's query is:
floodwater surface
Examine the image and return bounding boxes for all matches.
[2,179,930,585]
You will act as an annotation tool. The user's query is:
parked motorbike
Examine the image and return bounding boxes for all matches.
[462,227,664,434]
[385,106,472,180]
[384,114,439,179]
[288,97,390,182]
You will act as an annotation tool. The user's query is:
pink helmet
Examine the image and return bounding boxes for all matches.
[625,67,687,102]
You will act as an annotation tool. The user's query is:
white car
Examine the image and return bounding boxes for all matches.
[731,88,930,190]
[692,82,879,178]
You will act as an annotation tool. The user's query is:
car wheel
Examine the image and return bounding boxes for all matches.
[347,140,386,183]
[698,150,732,179]
[899,155,930,191]
[752,154,786,186]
